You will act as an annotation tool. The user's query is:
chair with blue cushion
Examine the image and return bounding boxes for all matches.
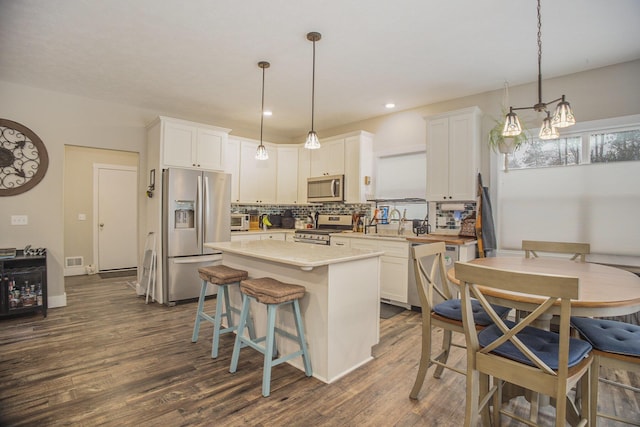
[456,261,593,427]
[571,316,640,426]
[409,243,510,400]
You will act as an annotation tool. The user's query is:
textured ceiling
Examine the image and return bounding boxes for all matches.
[1,0,639,142]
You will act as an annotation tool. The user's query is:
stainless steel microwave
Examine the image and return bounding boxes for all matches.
[230,213,250,231]
[307,174,344,202]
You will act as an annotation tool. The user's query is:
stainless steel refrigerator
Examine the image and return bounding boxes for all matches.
[162,168,231,305]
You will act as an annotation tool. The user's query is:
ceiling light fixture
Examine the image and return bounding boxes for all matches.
[503,0,576,140]
[304,32,322,150]
[385,103,396,109]
[255,61,270,160]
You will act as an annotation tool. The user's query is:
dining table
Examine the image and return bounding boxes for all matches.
[447,256,640,425]
[447,256,640,321]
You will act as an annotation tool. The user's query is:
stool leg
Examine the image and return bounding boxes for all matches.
[262,303,278,397]
[191,280,208,342]
[293,299,312,377]
[211,284,226,358]
[223,284,234,328]
[229,294,250,374]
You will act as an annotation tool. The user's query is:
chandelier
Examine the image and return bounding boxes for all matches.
[503,0,576,140]
[304,32,322,149]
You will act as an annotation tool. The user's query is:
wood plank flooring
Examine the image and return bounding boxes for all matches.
[0,274,637,426]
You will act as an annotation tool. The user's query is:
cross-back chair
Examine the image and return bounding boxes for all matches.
[455,261,593,427]
[571,316,640,426]
[522,240,590,262]
[409,243,509,400]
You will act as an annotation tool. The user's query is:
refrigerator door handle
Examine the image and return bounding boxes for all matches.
[196,175,202,250]
[203,175,210,243]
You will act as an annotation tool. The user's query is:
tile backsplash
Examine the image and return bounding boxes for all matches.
[232,201,477,231]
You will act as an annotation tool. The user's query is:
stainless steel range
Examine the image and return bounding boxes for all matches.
[293,214,353,245]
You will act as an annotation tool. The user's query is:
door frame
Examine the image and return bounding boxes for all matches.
[92,163,138,271]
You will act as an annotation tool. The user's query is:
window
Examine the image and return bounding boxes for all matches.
[503,116,640,170]
[590,129,640,163]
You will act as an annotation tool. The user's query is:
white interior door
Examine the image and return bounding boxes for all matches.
[95,165,138,271]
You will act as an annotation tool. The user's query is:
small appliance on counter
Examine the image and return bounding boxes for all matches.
[231,213,250,231]
[281,209,295,229]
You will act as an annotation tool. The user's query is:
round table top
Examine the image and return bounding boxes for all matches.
[447,257,640,317]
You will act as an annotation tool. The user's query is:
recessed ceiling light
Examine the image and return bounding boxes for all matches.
[263,111,272,116]
[385,103,396,109]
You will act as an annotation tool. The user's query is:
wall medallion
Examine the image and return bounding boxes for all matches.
[0,119,49,196]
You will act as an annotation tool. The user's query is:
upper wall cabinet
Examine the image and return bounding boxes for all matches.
[238,139,277,204]
[425,107,481,201]
[310,138,345,177]
[148,116,231,171]
[276,145,300,204]
[344,132,374,203]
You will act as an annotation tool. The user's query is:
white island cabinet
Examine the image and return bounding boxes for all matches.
[205,240,383,384]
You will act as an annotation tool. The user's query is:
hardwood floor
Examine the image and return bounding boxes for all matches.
[0,274,637,426]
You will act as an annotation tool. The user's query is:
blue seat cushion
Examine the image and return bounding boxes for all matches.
[433,299,510,326]
[571,316,640,357]
[478,320,592,369]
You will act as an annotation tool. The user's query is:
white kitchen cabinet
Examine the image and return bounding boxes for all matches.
[225,138,241,202]
[425,107,481,201]
[231,232,287,242]
[276,146,300,204]
[238,139,277,204]
[297,146,311,203]
[310,138,345,177]
[160,117,229,171]
[344,132,374,203]
[331,235,410,304]
[260,233,286,241]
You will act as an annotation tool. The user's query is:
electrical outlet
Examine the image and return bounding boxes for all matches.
[11,215,28,225]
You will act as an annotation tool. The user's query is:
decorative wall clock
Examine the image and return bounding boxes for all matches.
[0,119,49,196]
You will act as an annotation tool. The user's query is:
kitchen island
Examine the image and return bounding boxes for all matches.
[204,240,384,383]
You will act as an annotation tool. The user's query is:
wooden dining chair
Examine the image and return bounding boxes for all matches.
[409,243,510,400]
[519,240,591,324]
[570,316,640,426]
[522,240,590,262]
[455,262,593,427]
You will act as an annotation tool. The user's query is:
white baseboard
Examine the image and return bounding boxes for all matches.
[48,292,67,308]
[64,266,86,276]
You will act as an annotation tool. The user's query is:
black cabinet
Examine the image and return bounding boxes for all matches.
[1,250,47,318]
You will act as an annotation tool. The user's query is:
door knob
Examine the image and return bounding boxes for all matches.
[99,223,104,229]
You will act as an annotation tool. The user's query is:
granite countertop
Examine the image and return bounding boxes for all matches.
[333,232,477,246]
[205,240,383,270]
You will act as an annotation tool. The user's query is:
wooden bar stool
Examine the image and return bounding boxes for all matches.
[229,277,312,397]
[192,265,255,358]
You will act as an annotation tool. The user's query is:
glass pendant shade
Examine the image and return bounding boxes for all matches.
[304,130,321,150]
[539,113,559,140]
[551,96,576,128]
[502,109,523,137]
[255,143,269,160]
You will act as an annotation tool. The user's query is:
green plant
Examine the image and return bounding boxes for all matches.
[488,112,530,153]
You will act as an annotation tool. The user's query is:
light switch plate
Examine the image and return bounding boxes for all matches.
[11,215,28,225]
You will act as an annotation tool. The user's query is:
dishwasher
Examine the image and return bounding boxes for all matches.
[407,244,460,309]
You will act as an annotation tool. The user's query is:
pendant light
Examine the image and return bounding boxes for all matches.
[502,0,576,140]
[255,61,270,160]
[304,32,322,150]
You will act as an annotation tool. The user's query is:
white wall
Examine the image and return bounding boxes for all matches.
[0,81,153,306]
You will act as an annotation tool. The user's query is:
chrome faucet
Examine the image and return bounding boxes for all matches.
[398,209,408,235]
[389,208,407,235]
